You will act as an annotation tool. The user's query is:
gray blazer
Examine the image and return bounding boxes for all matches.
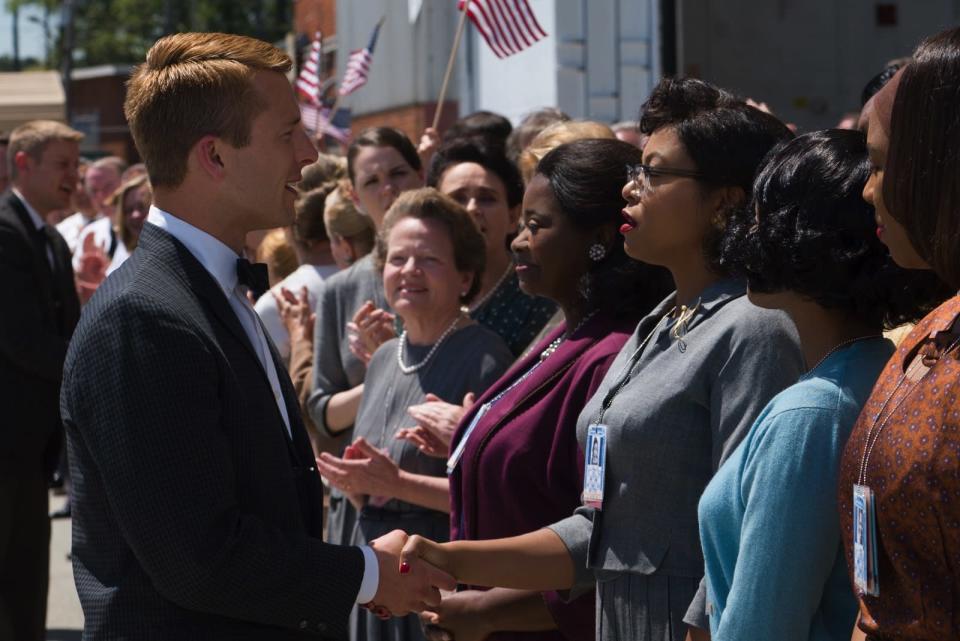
[549,280,802,596]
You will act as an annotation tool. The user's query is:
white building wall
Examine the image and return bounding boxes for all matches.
[470,0,559,123]
[679,0,960,130]
[336,0,460,116]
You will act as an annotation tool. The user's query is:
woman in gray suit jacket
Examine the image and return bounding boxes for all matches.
[398,78,803,641]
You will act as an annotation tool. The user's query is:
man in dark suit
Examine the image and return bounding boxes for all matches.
[0,120,83,641]
[60,33,453,640]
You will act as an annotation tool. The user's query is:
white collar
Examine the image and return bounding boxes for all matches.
[145,205,240,295]
[11,188,46,231]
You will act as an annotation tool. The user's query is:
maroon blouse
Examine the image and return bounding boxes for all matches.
[838,295,960,640]
[449,312,635,641]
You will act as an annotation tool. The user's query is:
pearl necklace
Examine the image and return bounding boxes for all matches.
[807,334,882,373]
[469,265,512,312]
[539,310,598,361]
[396,312,465,375]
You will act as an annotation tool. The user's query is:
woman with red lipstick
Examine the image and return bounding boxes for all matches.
[838,28,960,641]
[317,188,512,641]
[397,79,804,641]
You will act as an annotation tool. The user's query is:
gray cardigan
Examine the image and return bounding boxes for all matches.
[549,280,802,599]
[305,255,387,443]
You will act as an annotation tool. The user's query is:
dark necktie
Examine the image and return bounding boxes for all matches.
[236,258,269,300]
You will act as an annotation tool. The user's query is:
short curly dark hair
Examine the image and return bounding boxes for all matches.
[375,187,487,305]
[639,77,794,275]
[720,129,948,329]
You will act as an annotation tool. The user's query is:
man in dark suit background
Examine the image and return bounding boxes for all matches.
[60,33,453,640]
[0,120,83,641]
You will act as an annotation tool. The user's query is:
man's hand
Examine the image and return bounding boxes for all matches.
[368,530,456,616]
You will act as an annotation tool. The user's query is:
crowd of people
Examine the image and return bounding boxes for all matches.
[3,23,960,641]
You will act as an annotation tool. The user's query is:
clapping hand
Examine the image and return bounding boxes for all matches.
[396,393,475,458]
[75,233,109,303]
[347,301,396,365]
[316,437,399,506]
[366,529,456,617]
[274,286,315,344]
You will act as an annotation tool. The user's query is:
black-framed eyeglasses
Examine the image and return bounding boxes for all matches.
[626,163,705,197]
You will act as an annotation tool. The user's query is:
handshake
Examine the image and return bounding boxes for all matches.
[365,530,451,618]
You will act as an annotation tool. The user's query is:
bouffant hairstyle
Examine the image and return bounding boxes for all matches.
[124,33,291,188]
[442,110,513,151]
[883,27,960,289]
[639,77,795,275]
[535,139,674,318]
[346,127,422,187]
[721,129,946,328]
[519,120,615,183]
[426,139,524,208]
[375,188,487,304]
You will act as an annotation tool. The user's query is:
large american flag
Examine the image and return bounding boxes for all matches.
[338,19,384,97]
[295,32,323,105]
[459,0,547,59]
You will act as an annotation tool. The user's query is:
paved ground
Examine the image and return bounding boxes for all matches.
[46,494,83,640]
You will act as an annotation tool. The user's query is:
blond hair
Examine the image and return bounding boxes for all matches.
[518,120,615,182]
[8,120,83,180]
[111,174,151,250]
[256,228,298,286]
[124,32,292,188]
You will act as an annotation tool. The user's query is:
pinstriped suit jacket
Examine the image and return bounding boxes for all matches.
[61,223,363,640]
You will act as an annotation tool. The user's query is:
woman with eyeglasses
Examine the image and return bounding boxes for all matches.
[396,78,804,641]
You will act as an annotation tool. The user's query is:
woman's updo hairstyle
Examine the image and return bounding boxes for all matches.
[535,139,673,317]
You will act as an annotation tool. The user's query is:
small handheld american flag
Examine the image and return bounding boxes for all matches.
[295,32,323,105]
[459,0,547,59]
[338,18,385,97]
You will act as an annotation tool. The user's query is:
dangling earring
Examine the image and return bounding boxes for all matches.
[588,243,606,262]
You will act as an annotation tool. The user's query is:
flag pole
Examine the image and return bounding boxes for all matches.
[432,0,471,130]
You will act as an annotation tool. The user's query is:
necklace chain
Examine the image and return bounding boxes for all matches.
[539,310,598,361]
[858,333,960,485]
[396,312,465,375]
[469,265,511,313]
[807,335,882,374]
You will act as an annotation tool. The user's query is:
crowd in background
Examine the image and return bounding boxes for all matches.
[4,21,960,641]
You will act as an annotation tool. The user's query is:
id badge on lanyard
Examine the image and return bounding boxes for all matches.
[446,403,490,475]
[582,424,608,509]
[853,484,880,596]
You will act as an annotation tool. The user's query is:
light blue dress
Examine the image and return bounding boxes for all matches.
[698,338,894,641]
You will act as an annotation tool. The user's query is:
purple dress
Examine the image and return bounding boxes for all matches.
[449,312,635,641]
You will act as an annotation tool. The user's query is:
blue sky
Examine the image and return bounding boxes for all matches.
[0,5,56,61]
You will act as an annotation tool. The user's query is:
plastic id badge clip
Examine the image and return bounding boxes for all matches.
[582,424,607,509]
[853,484,880,596]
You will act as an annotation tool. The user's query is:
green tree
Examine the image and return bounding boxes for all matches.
[67,0,291,67]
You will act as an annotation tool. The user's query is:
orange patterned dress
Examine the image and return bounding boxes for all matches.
[838,295,960,640]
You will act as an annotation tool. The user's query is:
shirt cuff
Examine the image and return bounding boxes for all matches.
[355,545,379,604]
